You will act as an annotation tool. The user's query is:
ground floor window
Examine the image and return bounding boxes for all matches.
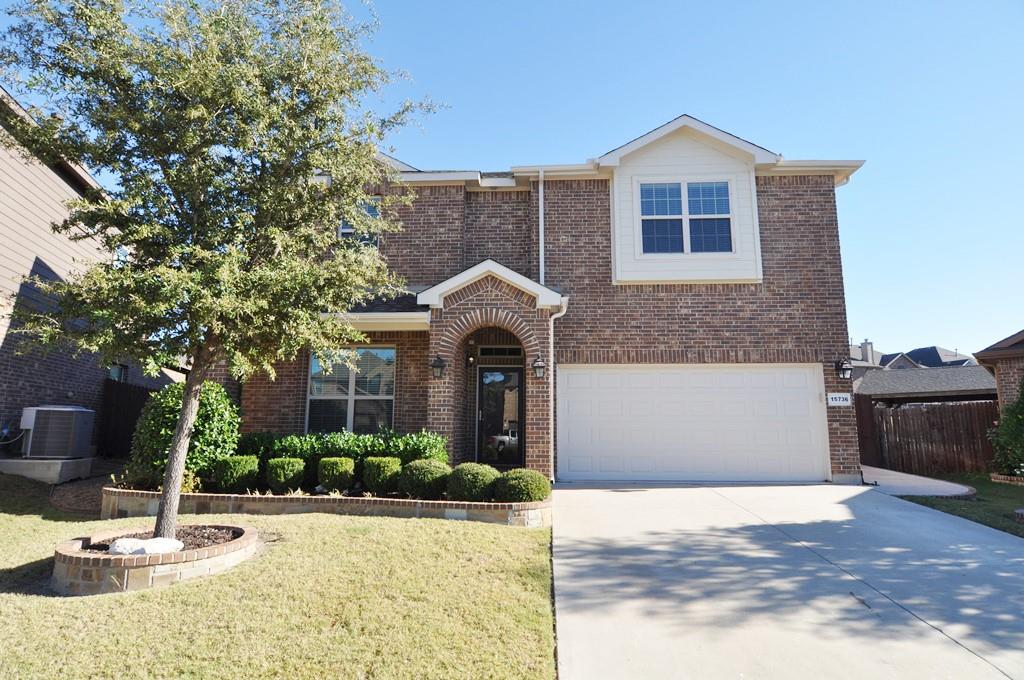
[307,347,395,433]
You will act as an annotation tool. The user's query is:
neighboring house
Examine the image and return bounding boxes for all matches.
[241,114,865,484]
[857,366,996,405]
[849,338,887,380]
[880,346,975,368]
[0,89,181,450]
[976,329,1024,411]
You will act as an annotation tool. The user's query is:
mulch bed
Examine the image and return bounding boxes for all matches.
[83,525,241,553]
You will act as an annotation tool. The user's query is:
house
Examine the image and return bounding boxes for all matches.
[880,346,974,368]
[849,338,887,380]
[237,115,864,484]
[976,329,1024,411]
[857,366,996,405]
[0,89,182,476]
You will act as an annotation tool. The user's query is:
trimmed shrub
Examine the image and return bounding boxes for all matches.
[272,434,326,488]
[236,431,277,458]
[389,431,449,466]
[319,457,355,492]
[125,381,239,490]
[447,463,500,502]
[992,377,1024,475]
[493,468,551,503]
[398,459,451,499]
[363,456,402,495]
[267,458,305,493]
[212,456,259,493]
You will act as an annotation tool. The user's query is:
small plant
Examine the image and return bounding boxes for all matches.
[398,459,452,499]
[319,457,356,492]
[363,456,402,495]
[992,377,1024,476]
[447,463,500,502]
[267,458,305,493]
[213,456,260,493]
[493,468,551,503]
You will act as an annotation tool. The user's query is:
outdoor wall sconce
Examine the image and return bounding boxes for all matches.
[430,355,447,379]
[531,355,547,379]
[834,358,853,380]
[467,354,476,368]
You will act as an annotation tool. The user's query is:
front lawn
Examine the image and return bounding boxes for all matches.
[903,472,1024,539]
[0,474,555,679]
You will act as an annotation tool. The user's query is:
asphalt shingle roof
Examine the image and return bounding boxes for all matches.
[857,366,996,397]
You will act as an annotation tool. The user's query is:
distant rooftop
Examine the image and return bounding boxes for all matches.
[858,365,996,399]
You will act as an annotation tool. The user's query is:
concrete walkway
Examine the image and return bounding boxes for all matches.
[862,465,974,497]
[553,484,1024,679]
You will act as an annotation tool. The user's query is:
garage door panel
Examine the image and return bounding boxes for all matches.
[557,364,829,482]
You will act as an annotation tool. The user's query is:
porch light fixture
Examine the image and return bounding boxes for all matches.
[430,355,447,379]
[531,355,547,379]
[834,359,853,380]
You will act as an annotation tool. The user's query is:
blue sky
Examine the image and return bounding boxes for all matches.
[358,0,1023,356]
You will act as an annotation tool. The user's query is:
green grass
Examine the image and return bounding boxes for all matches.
[904,472,1024,539]
[0,474,555,680]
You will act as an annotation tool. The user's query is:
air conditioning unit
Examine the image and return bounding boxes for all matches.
[20,406,94,459]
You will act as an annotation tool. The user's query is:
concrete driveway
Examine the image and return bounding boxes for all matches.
[553,485,1024,679]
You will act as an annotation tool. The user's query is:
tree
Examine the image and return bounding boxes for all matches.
[0,0,424,537]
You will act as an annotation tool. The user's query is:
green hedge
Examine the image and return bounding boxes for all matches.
[493,468,551,502]
[267,458,305,493]
[447,463,501,502]
[124,381,239,490]
[398,459,451,500]
[319,457,355,492]
[212,456,260,493]
[363,456,402,495]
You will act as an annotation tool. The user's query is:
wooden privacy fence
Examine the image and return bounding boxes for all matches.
[97,379,154,458]
[856,395,999,475]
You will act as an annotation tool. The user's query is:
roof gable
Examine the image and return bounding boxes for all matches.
[595,115,780,167]
[416,260,564,310]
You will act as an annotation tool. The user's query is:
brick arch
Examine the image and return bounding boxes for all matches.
[437,307,542,358]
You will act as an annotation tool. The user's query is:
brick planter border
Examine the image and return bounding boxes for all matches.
[990,474,1024,487]
[101,487,552,528]
[52,524,258,596]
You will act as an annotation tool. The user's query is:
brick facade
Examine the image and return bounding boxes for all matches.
[238,173,859,482]
[993,357,1024,413]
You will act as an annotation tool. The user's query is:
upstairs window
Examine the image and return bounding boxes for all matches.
[338,197,381,246]
[640,183,684,253]
[687,182,732,252]
[639,180,733,254]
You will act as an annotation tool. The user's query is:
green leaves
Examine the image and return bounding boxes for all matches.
[1,0,426,378]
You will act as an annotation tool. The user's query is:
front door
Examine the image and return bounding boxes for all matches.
[477,368,524,467]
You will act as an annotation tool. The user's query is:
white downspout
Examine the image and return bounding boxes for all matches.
[548,297,568,481]
[538,169,545,285]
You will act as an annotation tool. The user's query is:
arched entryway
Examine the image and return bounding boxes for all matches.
[458,327,526,467]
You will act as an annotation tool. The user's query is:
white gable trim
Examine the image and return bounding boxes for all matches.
[596,115,780,167]
[417,259,564,309]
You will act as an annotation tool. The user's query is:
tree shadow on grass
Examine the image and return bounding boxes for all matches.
[0,472,94,521]
[0,556,58,596]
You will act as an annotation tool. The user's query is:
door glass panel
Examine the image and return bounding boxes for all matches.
[479,369,522,466]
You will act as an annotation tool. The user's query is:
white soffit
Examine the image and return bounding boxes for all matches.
[416,259,564,309]
[334,311,430,331]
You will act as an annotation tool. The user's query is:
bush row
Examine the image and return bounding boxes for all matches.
[209,455,551,502]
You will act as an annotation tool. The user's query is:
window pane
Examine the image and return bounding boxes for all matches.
[641,219,684,253]
[689,218,733,252]
[640,183,682,216]
[308,400,348,433]
[354,348,396,396]
[687,182,730,215]
[310,356,349,396]
[353,400,393,434]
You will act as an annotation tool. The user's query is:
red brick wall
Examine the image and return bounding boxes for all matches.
[239,331,429,435]
[464,190,532,276]
[382,186,466,287]
[994,357,1024,413]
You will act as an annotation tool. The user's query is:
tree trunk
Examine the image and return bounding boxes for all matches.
[153,348,213,538]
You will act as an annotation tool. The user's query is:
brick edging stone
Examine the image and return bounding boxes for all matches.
[52,524,258,595]
[101,487,552,528]
[990,474,1024,487]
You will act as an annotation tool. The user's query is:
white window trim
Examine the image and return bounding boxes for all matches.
[338,196,382,239]
[632,175,739,260]
[306,346,396,433]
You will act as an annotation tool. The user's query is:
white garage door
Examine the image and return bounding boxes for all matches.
[556,364,830,482]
